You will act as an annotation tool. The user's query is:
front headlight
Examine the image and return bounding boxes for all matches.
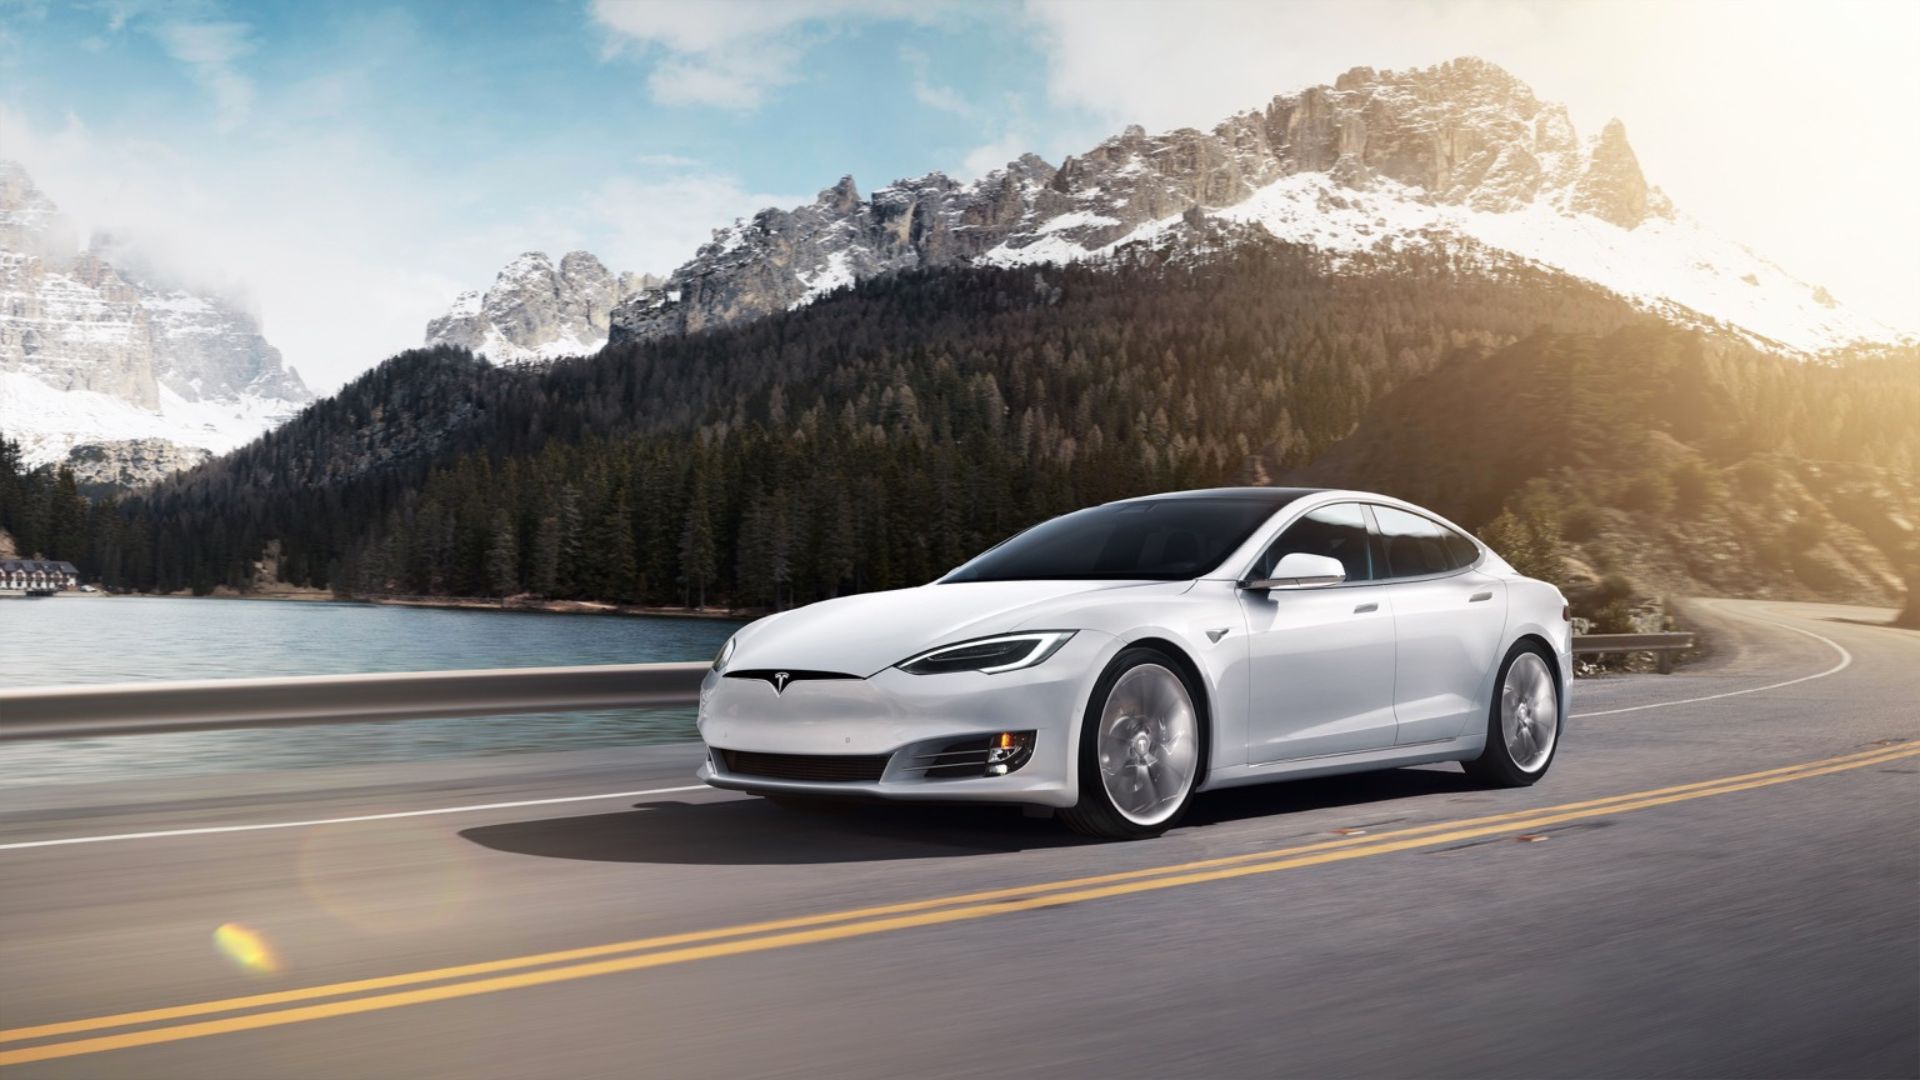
[712,635,738,673]
[896,631,1076,675]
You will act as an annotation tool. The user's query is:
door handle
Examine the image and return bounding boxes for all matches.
[1469,591,1493,603]
[1353,602,1378,614]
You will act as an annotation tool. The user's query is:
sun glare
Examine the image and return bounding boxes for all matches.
[212,922,282,976]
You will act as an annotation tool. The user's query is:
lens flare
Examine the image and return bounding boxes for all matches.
[213,922,281,975]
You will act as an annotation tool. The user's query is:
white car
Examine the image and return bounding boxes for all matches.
[698,487,1571,839]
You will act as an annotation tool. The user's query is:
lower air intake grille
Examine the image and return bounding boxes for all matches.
[903,737,994,779]
[719,749,891,783]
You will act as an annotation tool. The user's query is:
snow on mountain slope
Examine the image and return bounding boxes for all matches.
[1020,172,1896,353]
[0,369,300,463]
[0,161,310,479]
[604,58,1904,357]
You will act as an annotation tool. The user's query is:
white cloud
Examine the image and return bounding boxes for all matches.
[646,45,802,109]
[590,0,953,109]
[1,103,477,393]
[632,152,702,168]
[961,129,1030,180]
[151,19,255,129]
[585,171,809,275]
[0,100,815,394]
[900,45,971,117]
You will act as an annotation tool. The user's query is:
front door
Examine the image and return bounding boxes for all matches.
[1240,503,1398,763]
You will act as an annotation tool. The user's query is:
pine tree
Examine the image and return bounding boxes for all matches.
[679,469,717,608]
[487,508,519,598]
[530,514,561,597]
[598,485,640,602]
[1480,482,1566,586]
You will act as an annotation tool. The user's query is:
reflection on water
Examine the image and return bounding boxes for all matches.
[0,596,742,784]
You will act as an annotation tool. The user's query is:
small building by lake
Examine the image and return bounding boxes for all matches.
[0,559,80,592]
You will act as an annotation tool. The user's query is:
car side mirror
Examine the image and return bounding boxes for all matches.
[1244,552,1347,591]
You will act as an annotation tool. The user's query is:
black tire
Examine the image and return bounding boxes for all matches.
[1060,646,1205,840]
[1462,641,1562,786]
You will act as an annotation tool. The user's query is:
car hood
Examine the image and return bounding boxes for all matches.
[730,580,1181,675]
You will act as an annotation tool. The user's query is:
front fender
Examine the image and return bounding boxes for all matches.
[1021,582,1250,787]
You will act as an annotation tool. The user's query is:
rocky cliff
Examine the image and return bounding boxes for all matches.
[0,161,310,482]
[425,250,661,363]
[62,437,213,495]
[602,58,1887,356]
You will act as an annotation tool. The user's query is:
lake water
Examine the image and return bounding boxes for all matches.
[0,596,742,785]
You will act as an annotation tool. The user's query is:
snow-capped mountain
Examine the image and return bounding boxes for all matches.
[0,161,310,479]
[425,250,661,363]
[609,58,1900,356]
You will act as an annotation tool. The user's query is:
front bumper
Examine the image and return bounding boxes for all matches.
[695,631,1112,808]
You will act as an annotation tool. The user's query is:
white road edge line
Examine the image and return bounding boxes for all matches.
[1572,601,1854,718]
[0,785,713,852]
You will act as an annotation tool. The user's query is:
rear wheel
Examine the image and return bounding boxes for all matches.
[1061,647,1203,840]
[1463,643,1561,786]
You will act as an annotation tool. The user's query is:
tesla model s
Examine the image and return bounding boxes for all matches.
[697,487,1571,839]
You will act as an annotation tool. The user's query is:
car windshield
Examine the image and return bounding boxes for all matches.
[943,497,1294,582]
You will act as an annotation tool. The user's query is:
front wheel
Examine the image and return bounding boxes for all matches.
[1060,647,1203,840]
[1462,644,1562,786]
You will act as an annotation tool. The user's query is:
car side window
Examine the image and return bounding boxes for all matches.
[1371,505,1471,578]
[1441,527,1481,570]
[1253,503,1373,583]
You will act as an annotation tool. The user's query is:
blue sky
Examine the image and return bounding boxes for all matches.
[2,1,1914,391]
[3,2,1097,211]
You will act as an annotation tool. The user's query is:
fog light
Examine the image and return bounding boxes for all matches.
[985,731,1035,776]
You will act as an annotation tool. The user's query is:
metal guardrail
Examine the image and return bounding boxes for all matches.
[0,663,711,742]
[1572,632,1696,673]
[0,634,1700,742]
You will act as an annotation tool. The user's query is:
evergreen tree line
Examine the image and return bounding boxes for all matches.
[6,238,1916,609]
[0,439,95,567]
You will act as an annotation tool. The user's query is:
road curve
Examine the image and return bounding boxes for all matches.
[1,599,1915,1078]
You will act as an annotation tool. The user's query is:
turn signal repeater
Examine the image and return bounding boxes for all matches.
[986,731,1035,776]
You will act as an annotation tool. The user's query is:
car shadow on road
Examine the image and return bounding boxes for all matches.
[1185,765,1479,828]
[460,798,1085,864]
[458,766,1483,866]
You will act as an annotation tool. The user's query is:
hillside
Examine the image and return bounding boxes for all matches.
[69,239,1658,599]
[1290,327,1920,612]
[20,234,1909,619]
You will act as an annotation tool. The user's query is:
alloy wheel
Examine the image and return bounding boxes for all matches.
[1095,663,1200,826]
[1501,652,1559,772]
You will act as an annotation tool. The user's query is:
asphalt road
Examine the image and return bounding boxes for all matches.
[2,599,1915,1078]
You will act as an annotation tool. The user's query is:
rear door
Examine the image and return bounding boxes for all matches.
[1240,502,1398,763]
[1368,505,1508,746]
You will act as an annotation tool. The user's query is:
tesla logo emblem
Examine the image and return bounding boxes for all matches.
[772,672,791,694]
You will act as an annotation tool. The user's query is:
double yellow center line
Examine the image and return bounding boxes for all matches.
[3,740,1915,1067]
